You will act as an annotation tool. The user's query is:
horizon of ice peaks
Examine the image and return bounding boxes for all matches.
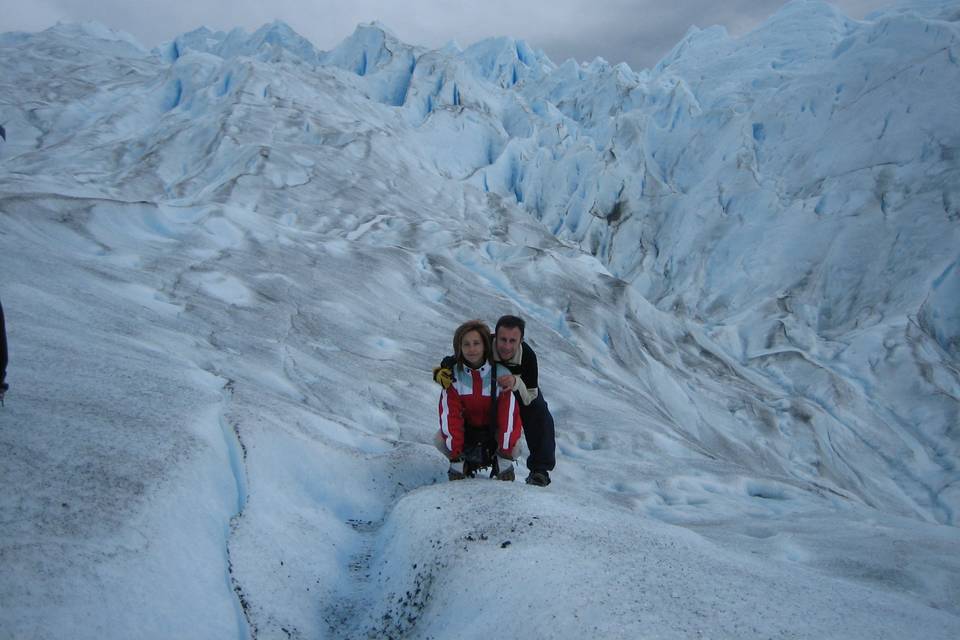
[1,0,958,638]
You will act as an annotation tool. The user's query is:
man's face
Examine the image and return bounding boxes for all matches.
[495,326,522,361]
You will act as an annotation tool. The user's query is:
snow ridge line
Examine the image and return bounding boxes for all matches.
[216,376,256,640]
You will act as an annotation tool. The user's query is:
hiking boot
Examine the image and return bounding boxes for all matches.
[495,455,515,481]
[525,470,551,487]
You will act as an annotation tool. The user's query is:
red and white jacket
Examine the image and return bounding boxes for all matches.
[438,362,522,459]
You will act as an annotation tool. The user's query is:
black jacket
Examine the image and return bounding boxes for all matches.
[496,340,539,391]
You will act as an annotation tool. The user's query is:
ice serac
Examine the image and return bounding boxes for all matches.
[156,20,322,65]
[462,36,554,88]
[320,23,420,107]
[48,20,147,54]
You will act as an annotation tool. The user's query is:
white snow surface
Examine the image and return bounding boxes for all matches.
[1,1,959,638]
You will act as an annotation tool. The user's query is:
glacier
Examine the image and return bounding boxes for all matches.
[0,1,958,638]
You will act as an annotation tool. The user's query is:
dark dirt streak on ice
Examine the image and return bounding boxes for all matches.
[320,455,442,640]
[321,516,382,638]
[213,376,256,640]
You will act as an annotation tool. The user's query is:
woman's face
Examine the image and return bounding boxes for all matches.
[460,330,486,367]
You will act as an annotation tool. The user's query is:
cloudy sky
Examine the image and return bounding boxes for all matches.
[3,0,895,69]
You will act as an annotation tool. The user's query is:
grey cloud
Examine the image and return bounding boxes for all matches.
[1,0,897,70]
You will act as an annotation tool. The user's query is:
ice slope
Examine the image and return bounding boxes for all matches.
[0,3,958,639]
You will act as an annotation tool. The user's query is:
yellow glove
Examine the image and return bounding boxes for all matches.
[432,366,454,389]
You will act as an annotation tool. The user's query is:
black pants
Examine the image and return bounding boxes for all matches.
[519,392,555,473]
[0,299,7,390]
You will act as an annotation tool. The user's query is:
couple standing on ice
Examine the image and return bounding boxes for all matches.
[432,315,556,486]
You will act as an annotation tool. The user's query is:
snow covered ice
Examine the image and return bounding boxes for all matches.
[1,1,958,638]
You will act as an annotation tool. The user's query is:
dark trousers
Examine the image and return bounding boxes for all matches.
[519,391,555,473]
[0,299,7,389]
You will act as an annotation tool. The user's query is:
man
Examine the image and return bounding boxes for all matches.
[1,297,8,405]
[435,315,556,486]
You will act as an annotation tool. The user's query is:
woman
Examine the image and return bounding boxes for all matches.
[437,320,522,481]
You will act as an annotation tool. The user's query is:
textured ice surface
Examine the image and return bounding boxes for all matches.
[1,2,958,638]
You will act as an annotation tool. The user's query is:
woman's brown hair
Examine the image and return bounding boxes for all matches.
[453,320,493,368]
